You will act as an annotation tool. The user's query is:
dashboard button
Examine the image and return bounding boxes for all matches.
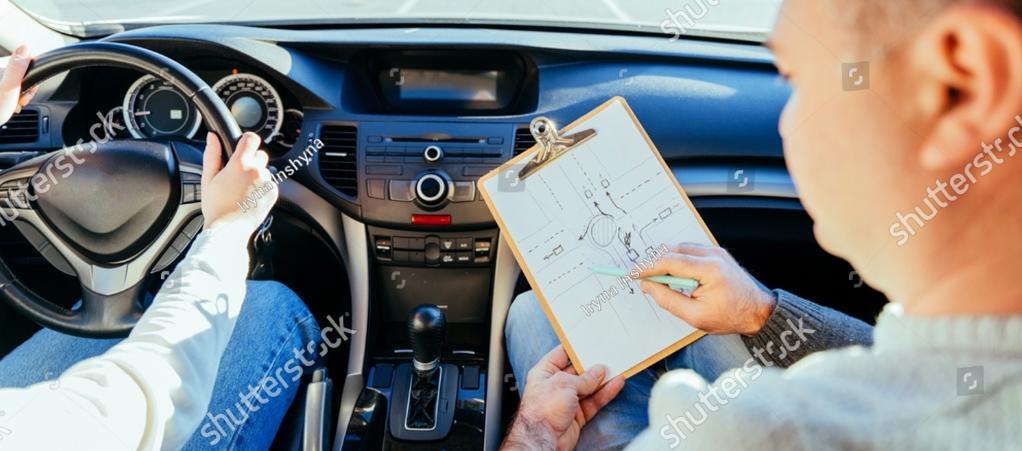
[474,239,492,262]
[455,252,473,264]
[182,183,196,203]
[394,250,409,262]
[367,165,402,175]
[455,238,473,250]
[182,216,204,239]
[440,238,456,251]
[367,179,386,199]
[170,233,192,253]
[463,166,495,177]
[424,146,444,163]
[389,180,415,202]
[152,246,180,273]
[488,137,504,145]
[440,252,455,264]
[452,181,475,202]
[425,237,440,264]
[408,238,425,250]
[415,174,448,205]
[375,237,392,259]
[410,251,425,263]
[394,237,410,249]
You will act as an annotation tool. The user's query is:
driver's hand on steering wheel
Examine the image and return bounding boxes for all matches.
[201,131,277,242]
[0,45,38,125]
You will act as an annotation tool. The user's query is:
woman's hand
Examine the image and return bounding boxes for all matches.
[200,132,277,241]
[0,45,37,125]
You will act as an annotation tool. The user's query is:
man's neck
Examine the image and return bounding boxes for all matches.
[898,237,1022,317]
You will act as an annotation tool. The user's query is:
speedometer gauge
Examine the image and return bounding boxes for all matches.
[212,73,283,144]
[123,75,202,139]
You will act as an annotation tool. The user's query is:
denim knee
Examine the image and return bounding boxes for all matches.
[242,280,321,350]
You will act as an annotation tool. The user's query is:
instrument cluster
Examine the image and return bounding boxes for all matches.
[103,70,304,153]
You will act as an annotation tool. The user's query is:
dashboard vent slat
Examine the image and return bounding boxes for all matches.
[0,110,39,144]
[513,126,536,156]
[318,125,358,197]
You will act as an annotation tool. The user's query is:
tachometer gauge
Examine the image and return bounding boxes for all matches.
[212,73,283,144]
[122,75,202,139]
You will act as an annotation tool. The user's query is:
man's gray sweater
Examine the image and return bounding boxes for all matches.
[626,291,1021,449]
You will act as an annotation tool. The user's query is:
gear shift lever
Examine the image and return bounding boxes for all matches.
[390,304,458,439]
[408,304,446,374]
[404,304,446,430]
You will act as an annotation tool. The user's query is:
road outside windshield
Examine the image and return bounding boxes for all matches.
[12,0,781,42]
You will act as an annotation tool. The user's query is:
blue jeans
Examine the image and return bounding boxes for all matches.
[505,291,753,451]
[0,280,323,451]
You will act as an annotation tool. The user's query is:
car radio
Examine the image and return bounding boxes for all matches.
[356,121,519,229]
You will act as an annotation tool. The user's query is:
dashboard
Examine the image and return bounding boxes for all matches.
[60,60,304,156]
[5,26,788,234]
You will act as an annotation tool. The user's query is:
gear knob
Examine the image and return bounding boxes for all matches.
[408,304,446,372]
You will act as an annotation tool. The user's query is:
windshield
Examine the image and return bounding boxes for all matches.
[12,0,781,42]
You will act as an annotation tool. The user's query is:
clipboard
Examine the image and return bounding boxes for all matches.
[478,97,717,380]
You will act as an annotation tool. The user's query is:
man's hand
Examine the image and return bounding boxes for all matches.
[501,346,624,451]
[0,45,38,125]
[640,243,777,336]
[201,131,276,239]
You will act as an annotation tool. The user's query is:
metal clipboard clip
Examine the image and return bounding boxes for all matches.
[518,117,597,180]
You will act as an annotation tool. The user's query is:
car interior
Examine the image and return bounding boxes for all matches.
[0,1,890,450]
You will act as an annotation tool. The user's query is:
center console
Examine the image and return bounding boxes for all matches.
[328,49,537,451]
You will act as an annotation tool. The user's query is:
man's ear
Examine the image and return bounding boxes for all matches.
[908,5,1022,169]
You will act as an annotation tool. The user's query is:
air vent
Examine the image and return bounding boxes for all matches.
[318,125,358,197]
[0,110,39,144]
[513,126,536,156]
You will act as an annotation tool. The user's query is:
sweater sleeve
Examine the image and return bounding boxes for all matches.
[0,223,250,451]
[739,289,873,368]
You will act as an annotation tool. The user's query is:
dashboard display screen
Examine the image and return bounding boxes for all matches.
[397,70,499,101]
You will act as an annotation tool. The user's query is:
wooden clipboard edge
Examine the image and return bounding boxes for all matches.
[478,97,715,380]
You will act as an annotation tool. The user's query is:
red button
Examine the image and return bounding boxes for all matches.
[411,214,451,226]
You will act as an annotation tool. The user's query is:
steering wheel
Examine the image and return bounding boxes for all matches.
[0,42,243,338]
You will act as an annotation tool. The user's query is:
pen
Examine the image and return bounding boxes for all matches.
[590,265,699,291]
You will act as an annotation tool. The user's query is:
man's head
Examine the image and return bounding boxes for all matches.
[771,0,1022,307]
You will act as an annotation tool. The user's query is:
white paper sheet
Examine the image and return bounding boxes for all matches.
[481,99,713,378]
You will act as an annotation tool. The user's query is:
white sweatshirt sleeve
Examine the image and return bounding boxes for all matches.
[0,225,250,451]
